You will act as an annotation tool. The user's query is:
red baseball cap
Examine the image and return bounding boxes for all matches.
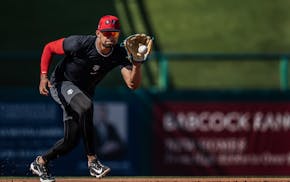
[97,15,120,32]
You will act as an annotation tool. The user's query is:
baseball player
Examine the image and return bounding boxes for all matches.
[29,15,152,182]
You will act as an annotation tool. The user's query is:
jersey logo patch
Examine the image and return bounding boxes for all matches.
[92,65,100,71]
[90,65,100,75]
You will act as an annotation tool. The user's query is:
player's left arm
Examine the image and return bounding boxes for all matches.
[121,62,142,90]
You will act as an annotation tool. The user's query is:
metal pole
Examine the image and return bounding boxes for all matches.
[158,54,168,90]
[279,56,288,91]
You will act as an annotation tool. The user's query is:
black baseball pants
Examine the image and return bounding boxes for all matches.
[42,81,96,162]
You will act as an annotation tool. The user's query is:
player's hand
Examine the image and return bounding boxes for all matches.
[132,60,142,67]
[39,74,52,96]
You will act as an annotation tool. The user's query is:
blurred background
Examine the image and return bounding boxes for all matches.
[1,0,290,177]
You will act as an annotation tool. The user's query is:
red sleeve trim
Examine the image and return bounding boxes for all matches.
[40,38,65,74]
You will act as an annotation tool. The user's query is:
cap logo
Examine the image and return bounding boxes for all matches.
[105,19,117,25]
[98,15,120,31]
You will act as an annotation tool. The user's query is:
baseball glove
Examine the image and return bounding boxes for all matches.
[123,33,153,62]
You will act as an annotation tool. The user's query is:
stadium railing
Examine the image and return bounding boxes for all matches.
[153,52,290,91]
[1,51,290,91]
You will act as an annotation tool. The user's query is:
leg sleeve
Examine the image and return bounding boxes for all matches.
[69,92,96,156]
[42,119,81,162]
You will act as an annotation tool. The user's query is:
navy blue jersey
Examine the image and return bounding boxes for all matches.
[50,35,131,96]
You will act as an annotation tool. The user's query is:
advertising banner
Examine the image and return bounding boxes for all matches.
[0,102,62,175]
[153,102,290,175]
[0,101,131,176]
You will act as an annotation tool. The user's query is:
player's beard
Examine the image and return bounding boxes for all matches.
[102,40,115,48]
[102,43,113,48]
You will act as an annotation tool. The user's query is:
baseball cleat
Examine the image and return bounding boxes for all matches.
[30,156,55,182]
[88,159,111,178]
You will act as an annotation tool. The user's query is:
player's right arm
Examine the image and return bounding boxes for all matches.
[39,38,65,96]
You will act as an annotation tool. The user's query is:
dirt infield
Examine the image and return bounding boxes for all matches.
[1,177,290,182]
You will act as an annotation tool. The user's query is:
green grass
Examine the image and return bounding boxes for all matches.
[125,0,290,89]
